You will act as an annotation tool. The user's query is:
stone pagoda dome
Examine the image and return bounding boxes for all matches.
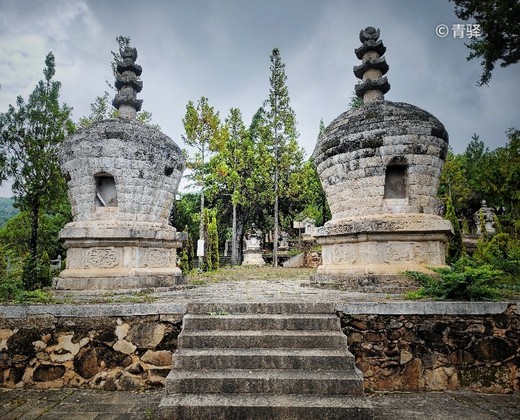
[56,46,186,290]
[311,27,452,291]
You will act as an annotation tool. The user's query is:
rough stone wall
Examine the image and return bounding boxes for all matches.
[1,303,517,393]
[339,305,519,393]
[60,119,184,225]
[0,314,182,390]
[312,101,448,221]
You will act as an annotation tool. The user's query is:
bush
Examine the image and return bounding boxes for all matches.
[22,254,52,291]
[473,233,520,283]
[0,276,26,302]
[404,256,503,301]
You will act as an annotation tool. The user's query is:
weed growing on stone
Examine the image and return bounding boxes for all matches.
[209,310,230,316]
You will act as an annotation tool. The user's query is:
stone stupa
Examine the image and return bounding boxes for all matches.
[55,46,186,291]
[311,27,452,292]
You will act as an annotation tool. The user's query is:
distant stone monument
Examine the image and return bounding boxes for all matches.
[474,200,496,234]
[312,27,452,291]
[56,46,186,290]
[242,229,265,266]
[278,231,290,251]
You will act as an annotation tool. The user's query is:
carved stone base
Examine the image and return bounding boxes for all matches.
[314,214,452,293]
[242,251,266,266]
[56,222,186,290]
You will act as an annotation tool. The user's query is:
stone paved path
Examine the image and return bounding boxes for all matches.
[1,388,519,419]
[151,279,401,303]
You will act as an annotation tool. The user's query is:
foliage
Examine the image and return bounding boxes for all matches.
[179,226,193,275]
[0,202,70,260]
[445,196,463,263]
[349,91,363,109]
[288,159,330,226]
[0,197,18,227]
[451,0,520,85]
[77,91,118,128]
[438,150,472,217]
[182,97,225,268]
[208,209,219,270]
[0,52,74,289]
[0,248,52,303]
[473,233,520,283]
[22,252,52,290]
[439,129,520,232]
[207,108,255,265]
[404,256,503,301]
[263,48,303,264]
[200,208,219,272]
[487,128,520,221]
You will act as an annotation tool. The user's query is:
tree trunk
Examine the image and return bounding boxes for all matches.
[198,189,204,270]
[273,122,279,267]
[231,202,238,265]
[236,207,246,265]
[30,200,39,261]
[273,189,278,267]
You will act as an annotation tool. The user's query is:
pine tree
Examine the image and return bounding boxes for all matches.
[264,48,301,266]
[0,52,74,289]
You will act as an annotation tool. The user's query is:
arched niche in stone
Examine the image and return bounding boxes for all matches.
[94,172,118,207]
[384,157,408,199]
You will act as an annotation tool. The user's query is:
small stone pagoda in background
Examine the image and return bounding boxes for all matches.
[312,27,452,292]
[56,46,186,290]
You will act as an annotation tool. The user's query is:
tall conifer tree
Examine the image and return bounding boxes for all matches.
[0,52,74,289]
[264,48,300,266]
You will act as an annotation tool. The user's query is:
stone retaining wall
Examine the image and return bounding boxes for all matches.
[338,302,519,393]
[1,301,518,392]
[0,304,185,390]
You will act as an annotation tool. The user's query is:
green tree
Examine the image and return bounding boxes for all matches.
[0,52,74,289]
[451,0,520,85]
[208,108,256,265]
[348,91,363,109]
[489,128,520,221]
[264,48,302,266]
[439,150,472,218]
[462,134,493,215]
[182,97,224,268]
[208,209,219,270]
[445,195,463,263]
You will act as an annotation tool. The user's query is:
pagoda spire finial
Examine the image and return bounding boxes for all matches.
[353,27,390,103]
[112,46,143,118]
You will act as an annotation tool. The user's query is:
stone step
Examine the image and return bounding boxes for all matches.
[183,313,340,331]
[187,302,336,315]
[165,369,365,395]
[178,330,347,349]
[173,348,356,370]
[157,393,373,420]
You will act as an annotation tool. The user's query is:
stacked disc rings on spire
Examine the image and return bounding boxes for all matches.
[113,47,143,118]
[353,27,390,102]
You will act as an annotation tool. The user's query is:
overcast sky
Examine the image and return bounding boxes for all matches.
[0,0,519,197]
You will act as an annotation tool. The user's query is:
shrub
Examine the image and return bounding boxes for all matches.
[404,256,503,301]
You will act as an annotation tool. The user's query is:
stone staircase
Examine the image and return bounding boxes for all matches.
[158,302,373,419]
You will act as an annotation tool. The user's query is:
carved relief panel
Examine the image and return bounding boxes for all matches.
[84,247,119,268]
